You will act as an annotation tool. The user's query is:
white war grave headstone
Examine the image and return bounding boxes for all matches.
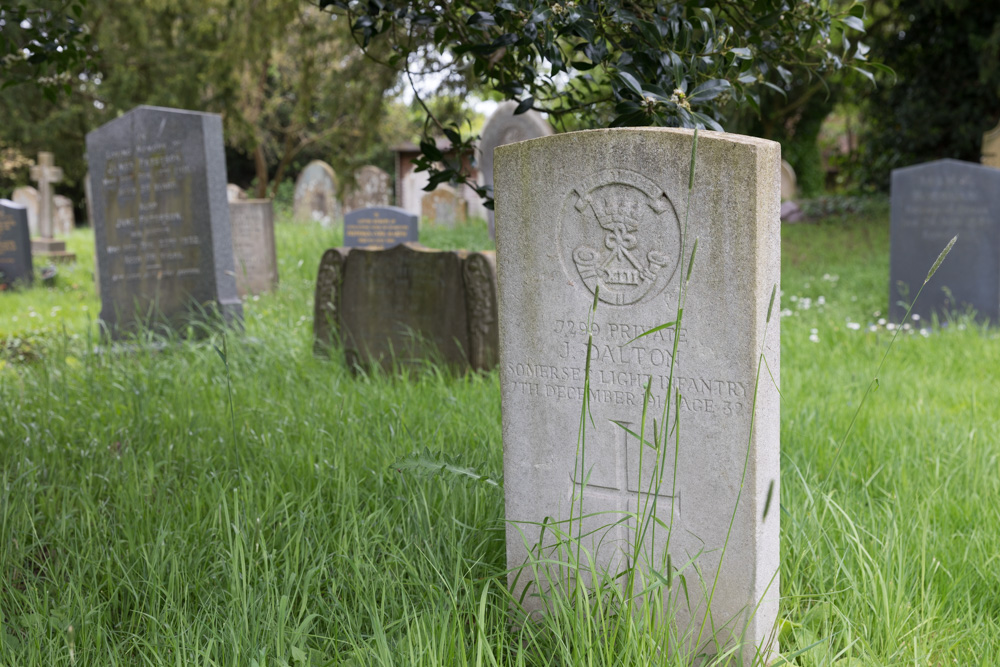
[478,101,553,238]
[293,160,341,226]
[86,105,242,337]
[495,128,781,663]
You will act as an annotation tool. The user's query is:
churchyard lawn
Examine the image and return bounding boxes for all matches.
[1,204,998,664]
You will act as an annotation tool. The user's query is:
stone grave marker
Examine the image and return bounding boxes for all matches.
[11,186,38,236]
[29,152,75,261]
[344,205,418,249]
[229,199,278,296]
[312,247,350,355]
[495,128,781,663]
[227,183,247,203]
[420,184,467,228]
[780,160,798,200]
[479,100,554,238]
[54,195,75,235]
[982,120,1000,169]
[0,199,33,287]
[293,160,341,225]
[86,105,242,336]
[343,165,391,211]
[890,159,1000,323]
[314,243,498,372]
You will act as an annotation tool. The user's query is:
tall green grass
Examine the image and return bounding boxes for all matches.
[1,205,998,664]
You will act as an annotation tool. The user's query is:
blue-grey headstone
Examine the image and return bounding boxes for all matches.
[343,205,418,249]
[890,159,1000,324]
[85,106,242,336]
[0,199,33,287]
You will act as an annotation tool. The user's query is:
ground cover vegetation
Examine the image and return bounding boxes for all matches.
[2,205,999,664]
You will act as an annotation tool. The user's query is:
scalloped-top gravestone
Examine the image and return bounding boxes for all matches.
[86,105,242,336]
[890,159,1000,323]
[478,101,553,238]
[495,128,781,664]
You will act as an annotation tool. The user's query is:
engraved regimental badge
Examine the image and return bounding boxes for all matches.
[558,169,681,306]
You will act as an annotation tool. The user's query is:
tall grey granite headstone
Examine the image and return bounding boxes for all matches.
[0,199,33,287]
[86,105,242,336]
[890,159,1000,323]
[229,199,278,296]
[495,128,780,663]
[478,101,553,238]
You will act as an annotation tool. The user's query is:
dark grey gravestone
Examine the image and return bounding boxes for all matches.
[890,159,1000,323]
[343,206,418,249]
[0,199,33,287]
[86,106,242,336]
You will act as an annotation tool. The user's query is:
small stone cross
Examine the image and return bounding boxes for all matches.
[572,420,681,538]
[30,152,63,239]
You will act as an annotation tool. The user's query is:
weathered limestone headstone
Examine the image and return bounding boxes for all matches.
[479,101,554,238]
[227,183,247,203]
[317,243,498,372]
[229,199,278,296]
[313,247,350,355]
[495,128,781,663]
[344,206,418,249]
[11,186,38,236]
[780,160,798,200]
[29,152,75,261]
[293,160,341,225]
[53,195,75,235]
[0,199,33,287]
[890,159,1000,323]
[982,120,1000,169]
[86,105,242,336]
[343,165,391,211]
[420,184,468,228]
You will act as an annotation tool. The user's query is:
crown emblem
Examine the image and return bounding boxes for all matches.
[565,170,679,306]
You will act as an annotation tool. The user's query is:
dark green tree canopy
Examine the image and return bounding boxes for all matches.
[320,0,876,200]
[0,2,92,100]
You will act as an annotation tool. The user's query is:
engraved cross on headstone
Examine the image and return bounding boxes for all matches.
[30,152,63,239]
[571,420,681,549]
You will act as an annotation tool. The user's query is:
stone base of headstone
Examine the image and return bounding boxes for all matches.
[30,237,76,262]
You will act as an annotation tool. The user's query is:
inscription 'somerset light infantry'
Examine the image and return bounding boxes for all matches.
[495,128,781,665]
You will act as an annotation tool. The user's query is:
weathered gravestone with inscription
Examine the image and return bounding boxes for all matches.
[313,243,498,372]
[344,206,418,249]
[229,199,278,296]
[495,128,781,663]
[479,100,554,238]
[293,160,341,225]
[890,159,1000,323]
[86,105,242,336]
[982,120,1000,169]
[420,185,467,228]
[343,165,391,211]
[0,200,33,287]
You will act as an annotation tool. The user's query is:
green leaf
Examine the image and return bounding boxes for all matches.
[687,78,731,103]
[514,96,534,114]
[841,15,865,33]
[623,321,677,347]
[617,71,644,97]
[291,646,307,663]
